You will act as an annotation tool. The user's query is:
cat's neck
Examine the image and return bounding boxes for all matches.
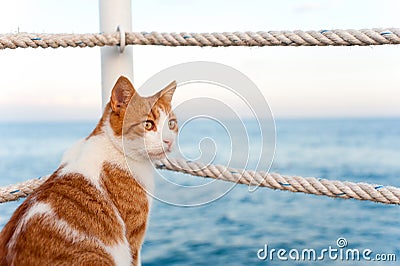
[59,109,155,197]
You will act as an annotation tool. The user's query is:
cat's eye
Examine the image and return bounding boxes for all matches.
[144,120,155,131]
[168,119,177,130]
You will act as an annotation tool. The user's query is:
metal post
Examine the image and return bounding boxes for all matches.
[99,0,133,109]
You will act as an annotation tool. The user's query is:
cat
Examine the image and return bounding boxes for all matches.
[0,76,178,266]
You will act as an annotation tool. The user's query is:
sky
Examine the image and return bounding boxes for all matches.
[0,0,399,121]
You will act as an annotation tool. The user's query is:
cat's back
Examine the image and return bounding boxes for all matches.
[0,151,150,266]
[0,168,127,265]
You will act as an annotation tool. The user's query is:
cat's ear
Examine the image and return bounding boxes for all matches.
[155,81,177,104]
[110,76,136,115]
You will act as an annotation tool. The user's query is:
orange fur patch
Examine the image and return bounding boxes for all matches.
[101,162,149,262]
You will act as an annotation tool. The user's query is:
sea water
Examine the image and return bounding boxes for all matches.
[0,119,399,265]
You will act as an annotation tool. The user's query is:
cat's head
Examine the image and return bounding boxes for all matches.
[106,76,178,161]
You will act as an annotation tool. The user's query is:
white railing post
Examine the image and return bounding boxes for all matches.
[99,0,133,109]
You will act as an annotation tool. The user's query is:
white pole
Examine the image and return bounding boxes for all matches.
[99,0,133,109]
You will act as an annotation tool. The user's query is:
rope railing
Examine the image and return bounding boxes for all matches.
[1,28,399,205]
[1,28,399,49]
[1,158,399,205]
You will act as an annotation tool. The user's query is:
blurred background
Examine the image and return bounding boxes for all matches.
[0,1,399,265]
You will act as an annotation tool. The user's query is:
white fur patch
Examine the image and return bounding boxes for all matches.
[59,134,126,192]
[7,202,53,259]
[51,215,90,244]
[159,110,177,146]
[105,238,132,266]
[22,202,52,225]
[137,249,142,266]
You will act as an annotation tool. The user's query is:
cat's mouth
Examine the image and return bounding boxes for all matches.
[147,150,168,160]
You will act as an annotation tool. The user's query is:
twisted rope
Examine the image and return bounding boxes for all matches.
[0,28,399,49]
[0,159,399,205]
[0,176,50,204]
[155,158,400,205]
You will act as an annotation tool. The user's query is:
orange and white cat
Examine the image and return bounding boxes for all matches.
[0,76,178,266]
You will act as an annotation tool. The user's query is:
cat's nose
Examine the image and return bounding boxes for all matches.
[163,139,172,149]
